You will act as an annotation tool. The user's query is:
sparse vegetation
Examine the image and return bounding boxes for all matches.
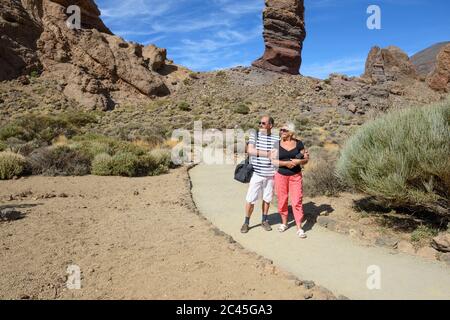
[0,151,26,180]
[303,159,348,197]
[411,225,439,246]
[28,145,91,176]
[178,101,191,112]
[234,104,250,115]
[336,101,450,216]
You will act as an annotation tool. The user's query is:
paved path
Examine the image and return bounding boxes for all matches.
[189,164,450,300]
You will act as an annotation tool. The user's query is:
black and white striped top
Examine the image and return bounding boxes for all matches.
[249,131,279,177]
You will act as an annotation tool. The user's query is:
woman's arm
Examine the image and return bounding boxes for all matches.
[290,149,309,166]
[271,149,296,169]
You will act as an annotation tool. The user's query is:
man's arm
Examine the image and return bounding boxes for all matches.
[247,143,271,158]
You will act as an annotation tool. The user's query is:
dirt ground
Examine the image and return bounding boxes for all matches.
[0,167,334,300]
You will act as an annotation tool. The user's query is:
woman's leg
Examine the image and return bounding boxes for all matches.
[289,173,304,230]
[274,173,289,226]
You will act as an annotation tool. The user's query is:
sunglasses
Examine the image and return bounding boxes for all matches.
[280,128,289,133]
[259,122,267,126]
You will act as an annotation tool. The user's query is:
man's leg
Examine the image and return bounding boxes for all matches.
[242,175,262,233]
[261,177,274,231]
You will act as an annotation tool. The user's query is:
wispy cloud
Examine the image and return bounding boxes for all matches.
[301,57,366,79]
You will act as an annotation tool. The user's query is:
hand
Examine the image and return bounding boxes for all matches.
[285,161,296,169]
[303,149,310,161]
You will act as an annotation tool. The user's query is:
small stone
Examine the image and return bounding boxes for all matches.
[347,103,358,114]
[295,279,304,286]
[375,236,399,249]
[303,293,313,300]
[133,191,139,196]
[439,253,450,266]
[317,216,337,231]
[431,233,450,253]
[416,247,437,260]
[303,280,315,290]
[397,241,416,255]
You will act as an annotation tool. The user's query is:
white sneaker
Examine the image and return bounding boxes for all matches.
[278,224,288,233]
[297,229,307,239]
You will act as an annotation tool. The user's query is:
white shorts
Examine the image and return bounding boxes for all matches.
[245,174,274,205]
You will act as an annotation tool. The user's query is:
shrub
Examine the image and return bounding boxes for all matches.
[71,134,148,160]
[0,141,7,152]
[28,145,91,176]
[303,159,348,197]
[336,102,450,216]
[178,101,191,112]
[110,152,139,177]
[411,225,439,246]
[137,148,171,176]
[91,153,113,176]
[234,104,250,115]
[0,152,26,180]
[0,112,97,144]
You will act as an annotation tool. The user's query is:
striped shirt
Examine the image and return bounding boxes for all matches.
[249,131,279,177]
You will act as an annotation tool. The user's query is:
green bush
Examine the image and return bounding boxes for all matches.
[110,152,139,177]
[304,160,348,197]
[91,153,113,176]
[71,134,148,159]
[28,145,91,176]
[137,148,171,176]
[234,104,250,115]
[0,141,7,152]
[0,152,26,180]
[178,102,191,112]
[0,112,97,144]
[411,225,439,246]
[336,102,450,216]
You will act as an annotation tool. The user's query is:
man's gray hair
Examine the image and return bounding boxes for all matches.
[261,114,275,126]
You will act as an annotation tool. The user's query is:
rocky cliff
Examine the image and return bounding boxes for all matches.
[427,43,450,92]
[252,0,306,75]
[0,0,188,110]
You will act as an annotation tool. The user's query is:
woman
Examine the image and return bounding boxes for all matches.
[271,123,310,238]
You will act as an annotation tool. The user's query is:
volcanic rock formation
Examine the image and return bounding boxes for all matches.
[427,43,450,92]
[410,41,450,77]
[252,0,306,75]
[0,0,185,110]
[363,46,417,83]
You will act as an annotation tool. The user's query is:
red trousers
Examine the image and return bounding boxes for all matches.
[274,172,304,226]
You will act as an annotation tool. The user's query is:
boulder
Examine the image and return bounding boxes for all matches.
[431,233,450,253]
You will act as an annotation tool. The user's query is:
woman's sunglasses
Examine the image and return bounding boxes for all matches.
[280,128,289,133]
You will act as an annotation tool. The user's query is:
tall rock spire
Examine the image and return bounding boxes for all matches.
[252,0,306,75]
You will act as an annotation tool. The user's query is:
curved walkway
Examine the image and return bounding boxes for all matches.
[189,164,450,300]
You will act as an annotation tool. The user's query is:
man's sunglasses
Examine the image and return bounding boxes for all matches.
[259,122,267,126]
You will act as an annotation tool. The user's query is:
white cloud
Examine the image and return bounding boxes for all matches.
[301,57,366,79]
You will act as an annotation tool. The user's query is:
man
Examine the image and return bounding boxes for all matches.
[241,115,279,233]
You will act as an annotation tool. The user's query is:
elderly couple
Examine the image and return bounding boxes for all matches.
[241,115,310,238]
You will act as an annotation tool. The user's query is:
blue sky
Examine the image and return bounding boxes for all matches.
[96,0,450,79]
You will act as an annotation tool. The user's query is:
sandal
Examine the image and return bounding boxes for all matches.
[297,229,307,239]
[278,224,288,233]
